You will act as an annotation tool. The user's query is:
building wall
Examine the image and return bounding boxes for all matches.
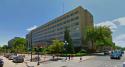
[26,6,94,49]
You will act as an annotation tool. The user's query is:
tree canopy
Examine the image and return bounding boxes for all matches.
[64,27,75,53]
[86,26,113,51]
[48,39,64,54]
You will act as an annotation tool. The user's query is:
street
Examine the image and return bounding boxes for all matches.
[1,54,125,67]
[79,55,125,67]
[39,55,125,67]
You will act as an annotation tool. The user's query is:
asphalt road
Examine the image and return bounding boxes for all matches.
[79,55,125,67]
[37,54,125,67]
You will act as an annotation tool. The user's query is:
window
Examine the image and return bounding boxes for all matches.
[64,21,67,24]
[71,18,74,21]
[74,11,79,14]
[70,13,74,16]
[75,22,79,25]
[66,15,70,18]
[75,16,79,20]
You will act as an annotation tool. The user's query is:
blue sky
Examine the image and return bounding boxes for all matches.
[0,0,125,47]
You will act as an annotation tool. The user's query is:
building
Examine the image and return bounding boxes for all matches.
[26,6,94,50]
[8,37,21,48]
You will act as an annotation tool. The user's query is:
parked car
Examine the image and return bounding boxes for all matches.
[0,59,4,67]
[110,51,121,59]
[122,51,124,54]
[4,53,11,58]
[18,55,25,58]
[103,50,110,55]
[117,50,122,57]
[13,56,24,63]
[8,55,17,60]
[4,53,17,58]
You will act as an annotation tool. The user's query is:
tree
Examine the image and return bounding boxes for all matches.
[115,45,122,50]
[86,27,97,51]
[86,26,113,52]
[64,27,75,53]
[11,37,27,53]
[48,40,64,54]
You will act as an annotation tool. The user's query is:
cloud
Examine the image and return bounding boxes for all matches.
[95,17,125,32]
[95,21,117,32]
[113,17,125,25]
[113,34,125,47]
[95,17,125,47]
[26,25,37,31]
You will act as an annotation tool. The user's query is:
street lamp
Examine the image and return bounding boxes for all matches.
[64,41,68,60]
[36,44,41,66]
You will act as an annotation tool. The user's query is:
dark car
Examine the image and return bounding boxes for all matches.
[0,59,4,67]
[13,56,24,63]
[122,51,124,54]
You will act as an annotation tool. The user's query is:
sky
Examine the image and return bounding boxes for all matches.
[0,0,125,47]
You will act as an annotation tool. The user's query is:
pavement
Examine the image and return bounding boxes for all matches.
[1,56,26,67]
[0,55,95,67]
[1,53,125,67]
[24,55,96,67]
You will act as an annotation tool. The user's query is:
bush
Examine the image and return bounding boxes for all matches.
[75,53,87,56]
[78,49,87,53]
[59,53,87,57]
[59,54,68,57]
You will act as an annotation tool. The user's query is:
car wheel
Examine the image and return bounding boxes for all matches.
[117,57,120,60]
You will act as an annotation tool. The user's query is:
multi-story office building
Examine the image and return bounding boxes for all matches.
[26,6,93,49]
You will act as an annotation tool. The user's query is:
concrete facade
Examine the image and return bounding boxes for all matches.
[26,6,93,49]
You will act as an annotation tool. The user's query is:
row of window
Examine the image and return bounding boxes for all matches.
[32,31,64,40]
[32,32,81,44]
[35,11,79,32]
[33,16,79,35]
[33,23,79,38]
[43,11,79,27]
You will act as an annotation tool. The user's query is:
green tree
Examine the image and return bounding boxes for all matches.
[86,27,97,51]
[2,45,8,53]
[86,26,113,52]
[64,27,74,53]
[115,45,122,50]
[48,40,64,54]
[11,37,26,53]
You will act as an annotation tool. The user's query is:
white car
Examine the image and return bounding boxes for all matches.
[8,55,17,60]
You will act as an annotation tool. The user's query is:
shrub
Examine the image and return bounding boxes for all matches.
[78,49,87,53]
[59,53,87,57]
[75,53,87,56]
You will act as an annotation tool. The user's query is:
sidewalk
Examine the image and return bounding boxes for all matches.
[25,55,95,67]
[0,55,95,67]
[68,56,95,62]
[0,56,26,67]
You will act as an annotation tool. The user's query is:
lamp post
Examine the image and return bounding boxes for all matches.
[64,41,68,60]
[37,44,41,66]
